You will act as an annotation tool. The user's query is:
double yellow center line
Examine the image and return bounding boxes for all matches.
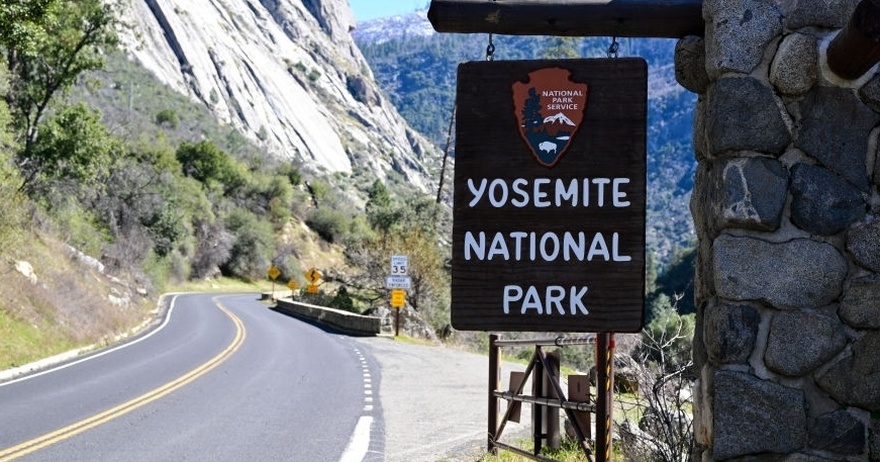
[0,297,246,461]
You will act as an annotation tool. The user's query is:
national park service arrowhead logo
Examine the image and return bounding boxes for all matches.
[512,67,589,167]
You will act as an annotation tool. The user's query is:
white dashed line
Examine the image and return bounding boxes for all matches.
[340,346,376,462]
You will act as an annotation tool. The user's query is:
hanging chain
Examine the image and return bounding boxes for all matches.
[485,0,497,61]
[486,32,495,61]
[607,36,619,58]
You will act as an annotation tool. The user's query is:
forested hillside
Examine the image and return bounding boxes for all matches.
[0,0,450,369]
[355,19,698,265]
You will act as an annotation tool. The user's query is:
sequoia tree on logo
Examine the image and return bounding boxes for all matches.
[512,67,589,167]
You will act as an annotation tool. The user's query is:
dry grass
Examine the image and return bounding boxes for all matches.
[0,232,152,369]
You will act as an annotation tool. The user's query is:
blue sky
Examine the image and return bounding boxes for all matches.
[348,0,429,22]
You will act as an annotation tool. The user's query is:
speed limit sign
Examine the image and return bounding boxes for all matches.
[390,255,408,276]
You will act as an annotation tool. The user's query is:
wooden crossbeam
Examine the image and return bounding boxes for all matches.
[427,0,705,38]
[827,0,880,80]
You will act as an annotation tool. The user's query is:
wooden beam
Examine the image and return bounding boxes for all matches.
[427,0,705,39]
[827,0,880,80]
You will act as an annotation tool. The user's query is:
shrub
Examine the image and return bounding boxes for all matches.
[190,218,233,279]
[329,286,356,312]
[175,140,246,192]
[154,109,179,128]
[222,209,274,281]
[306,207,350,243]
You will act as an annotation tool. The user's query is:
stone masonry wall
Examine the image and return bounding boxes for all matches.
[675,0,880,460]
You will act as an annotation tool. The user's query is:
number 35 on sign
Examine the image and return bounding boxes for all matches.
[390,255,408,275]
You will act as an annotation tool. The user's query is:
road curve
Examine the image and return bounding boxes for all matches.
[0,293,383,462]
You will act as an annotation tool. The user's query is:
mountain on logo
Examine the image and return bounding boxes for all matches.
[512,67,589,167]
[543,112,576,126]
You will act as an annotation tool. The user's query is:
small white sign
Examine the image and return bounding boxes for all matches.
[386,276,412,289]
[390,254,409,276]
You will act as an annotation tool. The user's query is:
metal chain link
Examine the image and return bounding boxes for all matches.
[486,32,495,61]
[485,0,497,61]
[607,36,619,58]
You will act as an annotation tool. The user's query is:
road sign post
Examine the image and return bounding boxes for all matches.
[390,289,406,337]
[388,255,409,337]
[267,265,281,300]
[304,268,322,295]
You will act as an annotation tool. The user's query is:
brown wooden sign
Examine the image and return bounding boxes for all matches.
[451,59,647,332]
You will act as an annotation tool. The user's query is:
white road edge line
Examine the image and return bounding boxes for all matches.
[338,415,373,462]
[0,295,180,388]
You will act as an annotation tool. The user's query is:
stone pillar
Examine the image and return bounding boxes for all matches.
[675,0,880,460]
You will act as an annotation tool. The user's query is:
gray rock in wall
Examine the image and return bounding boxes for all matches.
[840,274,880,329]
[796,86,880,192]
[675,36,710,94]
[847,220,880,272]
[783,453,844,462]
[717,157,789,231]
[705,77,792,157]
[713,235,847,309]
[694,95,709,160]
[816,331,880,411]
[870,418,880,461]
[780,0,859,29]
[790,163,866,236]
[703,0,782,78]
[713,371,807,459]
[809,409,866,455]
[770,33,818,96]
[858,74,880,114]
[765,310,846,376]
[704,302,760,365]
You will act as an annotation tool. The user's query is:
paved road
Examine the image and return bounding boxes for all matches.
[0,293,527,462]
[0,293,375,461]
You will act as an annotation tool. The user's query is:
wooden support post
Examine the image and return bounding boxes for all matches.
[596,332,614,462]
[488,334,500,455]
[543,350,562,450]
[428,0,705,38]
[827,0,880,80]
[532,346,545,457]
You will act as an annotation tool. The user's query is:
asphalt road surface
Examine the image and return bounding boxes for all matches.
[0,293,527,461]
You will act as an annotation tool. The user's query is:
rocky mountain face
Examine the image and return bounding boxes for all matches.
[118,0,438,191]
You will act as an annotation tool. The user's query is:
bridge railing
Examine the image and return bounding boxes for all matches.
[273,298,381,336]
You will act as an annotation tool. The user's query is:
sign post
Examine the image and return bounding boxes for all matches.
[451,59,647,333]
[267,265,281,300]
[387,255,409,337]
[390,288,406,337]
[304,267,321,294]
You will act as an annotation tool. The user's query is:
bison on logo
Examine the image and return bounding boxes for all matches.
[512,67,589,167]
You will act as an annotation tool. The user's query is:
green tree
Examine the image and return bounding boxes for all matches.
[366,179,401,235]
[2,0,118,160]
[24,103,118,192]
[0,1,54,58]
[0,70,25,254]
[542,37,581,59]
[645,245,696,323]
[175,140,245,192]
[223,208,274,281]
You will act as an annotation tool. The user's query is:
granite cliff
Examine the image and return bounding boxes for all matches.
[118,0,437,191]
